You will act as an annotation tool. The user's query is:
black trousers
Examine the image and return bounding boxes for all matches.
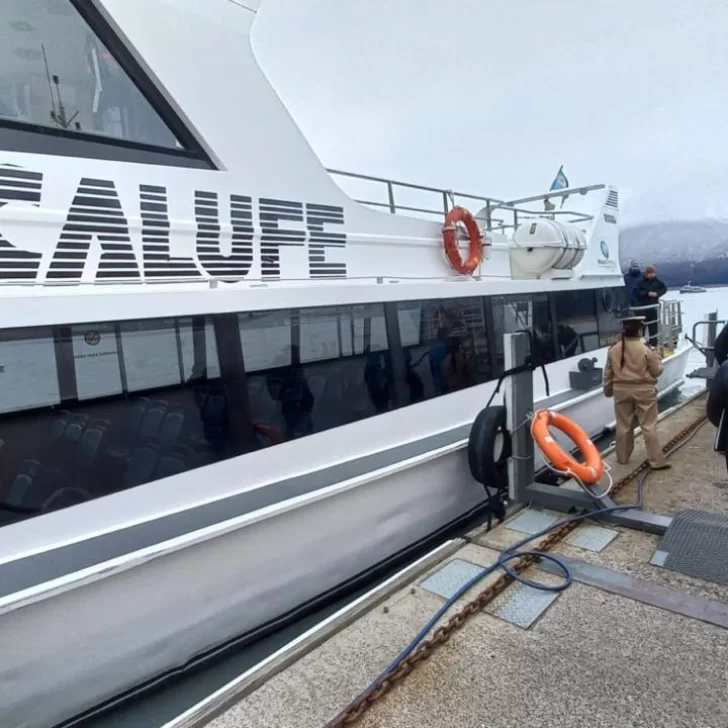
[645,308,659,347]
[714,409,728,474]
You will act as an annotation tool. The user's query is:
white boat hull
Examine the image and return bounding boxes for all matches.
[0,345,691,728]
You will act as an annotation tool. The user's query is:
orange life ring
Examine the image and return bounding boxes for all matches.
[531,409,604,484]
[443,206,482,275]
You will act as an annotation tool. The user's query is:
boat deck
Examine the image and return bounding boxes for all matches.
[172,392,728,728]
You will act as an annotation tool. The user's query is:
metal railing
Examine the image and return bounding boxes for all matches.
[685,311,726,368]
[326,168,604,233]
[628,300,684,352]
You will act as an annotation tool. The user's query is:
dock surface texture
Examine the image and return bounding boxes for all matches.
[210,393,728,728]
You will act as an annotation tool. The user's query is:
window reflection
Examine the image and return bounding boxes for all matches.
[0,287,624,526]
[552,290,600,358]
[397,297,492,400]
[492,293,555,371]
[0,0,180,148]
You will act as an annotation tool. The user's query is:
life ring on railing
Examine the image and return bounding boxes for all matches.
[443,206,482,275]
[531,409,603,484]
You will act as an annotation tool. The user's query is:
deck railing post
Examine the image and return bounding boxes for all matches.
[505,332,534,504]
[387,182,396,214]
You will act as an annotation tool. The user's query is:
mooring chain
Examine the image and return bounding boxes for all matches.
[324,413,708,728]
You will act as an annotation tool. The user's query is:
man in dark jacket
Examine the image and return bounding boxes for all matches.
[713,320,728,366]
[707,360,728,474]
[623,260,642,306]
[634,264,668,346]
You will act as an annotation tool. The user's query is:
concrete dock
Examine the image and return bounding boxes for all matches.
[181,392,728,728]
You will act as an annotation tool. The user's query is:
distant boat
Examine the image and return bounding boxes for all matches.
[680,280,707,293]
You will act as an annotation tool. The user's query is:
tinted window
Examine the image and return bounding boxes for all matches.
[491,293,555,371]
[0,327,60,413]
[0,0,180,149]
[551,289,600,358]
[396,297,492,401]
[0,317,225,526]
[596,286,629,347]
[1,289,618,526]
[243,303,391,442]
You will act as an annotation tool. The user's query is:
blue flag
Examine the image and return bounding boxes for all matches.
[549,165,569,191]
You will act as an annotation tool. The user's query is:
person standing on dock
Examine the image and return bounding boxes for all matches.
[634,264,667,346]
[603,315,671,470]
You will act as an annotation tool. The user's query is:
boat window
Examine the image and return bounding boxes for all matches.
[0,288,624,526]
[0,0,210,166]
[395,297,492,402]
[243,303,391,443]
[0,326,60,413]
[596,286,629,347]
[299,305,389,363]
[239,311,293,372]
[551,290,600,359]
[491,293,556,372]
[0,316,226,527]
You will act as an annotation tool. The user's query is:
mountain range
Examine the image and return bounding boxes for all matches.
[619,219,728,286]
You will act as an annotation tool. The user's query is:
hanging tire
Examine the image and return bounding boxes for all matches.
[468,405,512,490]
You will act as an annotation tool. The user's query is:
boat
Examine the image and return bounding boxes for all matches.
[679,281,707,294]
[0,1,691,726]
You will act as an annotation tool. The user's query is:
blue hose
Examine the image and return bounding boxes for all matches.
[366,422,705,689]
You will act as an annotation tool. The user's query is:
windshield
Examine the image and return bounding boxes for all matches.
[0,0,180,149]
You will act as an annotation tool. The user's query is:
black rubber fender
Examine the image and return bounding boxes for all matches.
[468,405,512,490]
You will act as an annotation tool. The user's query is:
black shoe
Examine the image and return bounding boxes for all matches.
[651,464,672,471]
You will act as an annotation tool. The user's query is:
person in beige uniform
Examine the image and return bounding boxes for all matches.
[603,315,671,470]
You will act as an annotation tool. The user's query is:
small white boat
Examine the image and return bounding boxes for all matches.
[679,281,707,293]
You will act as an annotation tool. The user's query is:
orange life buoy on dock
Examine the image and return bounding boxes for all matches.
[443,206,482,275]
[531,409,604,484]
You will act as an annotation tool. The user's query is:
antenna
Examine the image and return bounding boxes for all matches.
[42,43,81,130]
[41,43,57,121]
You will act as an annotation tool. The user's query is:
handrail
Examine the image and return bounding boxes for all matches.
[691,318,726,350]
[685,334,711,356]
[327,168,603,230]
[502,184,606,207]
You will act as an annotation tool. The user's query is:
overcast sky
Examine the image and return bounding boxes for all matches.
[252,0,728,225]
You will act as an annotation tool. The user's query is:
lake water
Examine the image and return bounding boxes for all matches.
[668,284,726,398]
[74,284,728,728]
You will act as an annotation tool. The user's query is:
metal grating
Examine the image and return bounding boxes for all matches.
[565,524,619,552]
[654,509,728,586]
[489,583,560,628]
[419,559,486,600]
[505,509,562,536]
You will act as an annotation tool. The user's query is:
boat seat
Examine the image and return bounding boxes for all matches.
[75,427,106,468]
[136,405,167,444]
[154,454,188,479]
[123,445,161,489]
[106,400,149,461]
[158,410,185,450]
